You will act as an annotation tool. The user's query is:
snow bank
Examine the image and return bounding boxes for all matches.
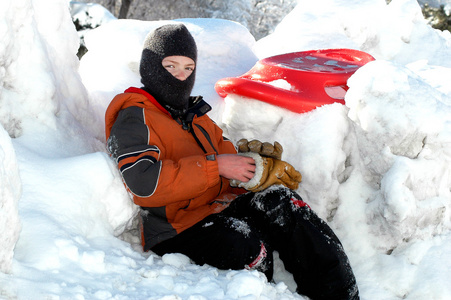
[0,0,137,275]
[0,0,93,140]
[0,125,21,274]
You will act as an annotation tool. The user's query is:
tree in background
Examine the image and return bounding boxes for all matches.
[74,0,297,40]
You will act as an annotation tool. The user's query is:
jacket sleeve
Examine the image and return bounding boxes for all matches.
[107,106,221,207]
[107,106,163,199]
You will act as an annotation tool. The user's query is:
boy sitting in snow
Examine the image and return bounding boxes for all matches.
[105,23,359,300]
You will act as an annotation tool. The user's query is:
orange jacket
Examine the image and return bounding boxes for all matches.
[105,87,245,249]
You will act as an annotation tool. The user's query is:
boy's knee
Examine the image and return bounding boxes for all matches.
[217,231,273,281]
[245,241,274,281]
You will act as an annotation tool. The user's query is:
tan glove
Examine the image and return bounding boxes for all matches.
[249,156,302,192]
[230,152,302,192]
[236,138,283,160]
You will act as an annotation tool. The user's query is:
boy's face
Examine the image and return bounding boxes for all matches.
[162,56,195,81]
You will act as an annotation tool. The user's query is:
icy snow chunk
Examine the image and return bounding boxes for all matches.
[162,253,191,269]
[226,271,266,298]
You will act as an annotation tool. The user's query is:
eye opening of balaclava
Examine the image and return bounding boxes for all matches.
[139,23,197,118]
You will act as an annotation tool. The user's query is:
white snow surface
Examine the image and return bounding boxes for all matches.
[1,0,451,299]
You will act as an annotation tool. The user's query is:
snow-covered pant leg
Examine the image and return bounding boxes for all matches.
[248,187,359,300]
[150,208,274,278]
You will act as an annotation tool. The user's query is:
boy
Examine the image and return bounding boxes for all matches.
[105,23,359,300]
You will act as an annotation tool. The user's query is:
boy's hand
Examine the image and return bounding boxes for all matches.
[217,154,256,182]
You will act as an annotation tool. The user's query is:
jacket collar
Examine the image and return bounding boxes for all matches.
[124,87,170,116]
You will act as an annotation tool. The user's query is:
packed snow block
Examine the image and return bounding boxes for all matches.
[0,125,22,274]
[346,60,451,251]
[0,0,93,139]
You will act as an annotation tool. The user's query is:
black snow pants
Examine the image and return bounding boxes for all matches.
[151,187,359,300]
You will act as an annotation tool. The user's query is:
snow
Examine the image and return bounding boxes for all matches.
[0,126,21,274]
[1,0,451,299]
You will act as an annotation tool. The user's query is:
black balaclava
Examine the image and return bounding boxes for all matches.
[139,24,197,118]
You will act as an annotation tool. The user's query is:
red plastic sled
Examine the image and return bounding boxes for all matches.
[215,49,375,113]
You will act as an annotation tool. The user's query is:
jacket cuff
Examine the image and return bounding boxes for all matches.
[205,152,220,187]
